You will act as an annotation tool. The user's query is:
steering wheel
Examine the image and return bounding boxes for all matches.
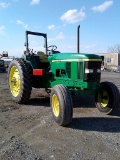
[47,45,57,51]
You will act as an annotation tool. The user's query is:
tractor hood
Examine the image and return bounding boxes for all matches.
[48,53,102,62]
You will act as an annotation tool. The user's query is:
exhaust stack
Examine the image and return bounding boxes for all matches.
[77,25,80,53]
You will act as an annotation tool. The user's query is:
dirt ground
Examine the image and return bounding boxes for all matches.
[0,71,120,160]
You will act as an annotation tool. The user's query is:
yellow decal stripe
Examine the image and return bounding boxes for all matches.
[52,59,102,62]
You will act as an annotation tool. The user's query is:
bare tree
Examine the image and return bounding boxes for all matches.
[108,44,120,53]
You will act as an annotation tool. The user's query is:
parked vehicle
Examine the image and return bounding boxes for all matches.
[0,60,6,73]
[0,52,14,71]
[110,66,120,72]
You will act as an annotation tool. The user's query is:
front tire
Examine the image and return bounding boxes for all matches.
[8,58,32,104]
[95,81,119,114]
[50,84,73,126]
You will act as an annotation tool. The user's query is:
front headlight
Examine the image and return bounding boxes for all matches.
[85,69,94,73]
[97,69,101,73]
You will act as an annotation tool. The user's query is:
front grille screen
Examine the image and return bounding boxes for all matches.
[85,61,101,69]
[84,61,101,82]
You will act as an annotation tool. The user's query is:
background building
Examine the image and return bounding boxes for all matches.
[98,53,120,71]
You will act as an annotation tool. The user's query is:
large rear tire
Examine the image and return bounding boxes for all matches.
[8,58,32,104]
[95,81,119,114]
[50,84,73,126]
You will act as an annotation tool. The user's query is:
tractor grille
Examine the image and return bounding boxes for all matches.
[85,61,101,69]
[84,61,101,82]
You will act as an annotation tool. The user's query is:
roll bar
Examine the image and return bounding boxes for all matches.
[25,31,48,55]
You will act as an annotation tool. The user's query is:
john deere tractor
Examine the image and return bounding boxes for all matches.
[8,26,119,126]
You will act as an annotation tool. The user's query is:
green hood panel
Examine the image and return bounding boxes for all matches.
[48,53,102,62]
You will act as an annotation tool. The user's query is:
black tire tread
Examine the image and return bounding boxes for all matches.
[8,58,32,104]
[50,84,73,126]
[95,81,119,114]
[57,84,73,126]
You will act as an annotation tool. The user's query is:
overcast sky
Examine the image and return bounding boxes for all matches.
[0,0,120,57]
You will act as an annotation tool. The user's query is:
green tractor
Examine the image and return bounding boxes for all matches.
[8,26,119,126]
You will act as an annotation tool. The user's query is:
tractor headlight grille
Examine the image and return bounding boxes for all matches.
[84,61,101,82]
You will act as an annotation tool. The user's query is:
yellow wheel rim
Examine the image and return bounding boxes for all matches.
[52,94,60,117]
[9,66,20,97]
[98,90,109,108]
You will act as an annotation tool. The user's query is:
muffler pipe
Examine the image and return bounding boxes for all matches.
[77,25,80,53]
